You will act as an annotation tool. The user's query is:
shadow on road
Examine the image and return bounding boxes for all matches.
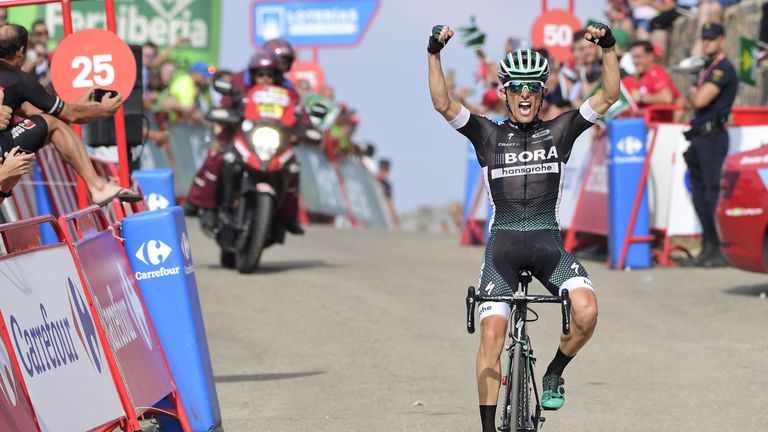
[215,371,324,383]
[207,260,332,273]
[724,284,768,297]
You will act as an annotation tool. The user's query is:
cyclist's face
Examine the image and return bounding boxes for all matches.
[502,81,547,124]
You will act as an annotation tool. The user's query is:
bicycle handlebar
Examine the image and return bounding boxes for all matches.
[465,287,571,336]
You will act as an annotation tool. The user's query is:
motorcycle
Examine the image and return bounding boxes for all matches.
[205,74,320,273]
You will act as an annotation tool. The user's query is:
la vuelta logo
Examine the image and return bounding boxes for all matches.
[67,278,103,373]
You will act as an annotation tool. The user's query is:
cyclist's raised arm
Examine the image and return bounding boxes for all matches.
[584,24,620,115]
[428,25,463,122]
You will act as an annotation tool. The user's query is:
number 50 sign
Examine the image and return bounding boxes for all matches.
[531,10,582,63]
[51,29,136,104]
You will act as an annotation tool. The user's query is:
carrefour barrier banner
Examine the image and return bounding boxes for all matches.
[294,146,348,216]
[338,159,392,228]
[0,337,39,432]
[607,119,650,269]
[648,125,768,235]
[74,230,175,413]
[12,0,221,66]
[0,245,125,431]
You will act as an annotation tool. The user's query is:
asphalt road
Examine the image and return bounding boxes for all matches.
[189,221,768,432]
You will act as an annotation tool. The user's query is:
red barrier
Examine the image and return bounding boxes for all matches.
[60,207,191,431]
[564,128,609,252]
[0,216,127,431]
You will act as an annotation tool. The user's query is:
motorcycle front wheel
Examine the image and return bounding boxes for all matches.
[236,192,273,273]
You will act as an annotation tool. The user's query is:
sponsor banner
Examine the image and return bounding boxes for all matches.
[0,333,39,432]
[251,0,380,48]
[16,0,220,67]
[0,246,124,430]
[294,146,348,216]
[648,125,768,235]
[337,158,393,229]
[73,230,174,412]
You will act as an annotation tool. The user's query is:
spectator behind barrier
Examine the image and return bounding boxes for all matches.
[630,0,666,40]
[570,29,603,105]
[0,24,141,206]
[622,40,680,110]
[377,158,400,228]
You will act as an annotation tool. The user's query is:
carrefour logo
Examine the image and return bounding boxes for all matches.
[0,341,17,407]
[617,136,644,156]
[146,193,170,211]
[134,240,181,280]
[9,278,105,379]
[135,240,172,266]
[67,278,103,373]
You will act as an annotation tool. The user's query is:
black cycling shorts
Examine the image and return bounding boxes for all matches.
[477,229,594,297]
[0,115,48,157]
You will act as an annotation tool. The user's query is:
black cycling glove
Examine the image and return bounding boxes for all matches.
[587,23,616,49]
[427,25,451,54]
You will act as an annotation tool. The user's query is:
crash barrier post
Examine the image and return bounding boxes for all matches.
[0,216,130,431]
[122,206,223,431]
[607,118,652,270]
[59,206,193,431]
[563,128,609,252]
[461,142,489,245]
[134,169,175,211]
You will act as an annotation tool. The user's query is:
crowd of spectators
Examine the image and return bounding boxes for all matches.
[455,0,754,122]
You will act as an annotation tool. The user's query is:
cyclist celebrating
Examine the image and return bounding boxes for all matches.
[428,23,619,431]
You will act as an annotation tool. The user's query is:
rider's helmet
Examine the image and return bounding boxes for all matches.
[263,38,296,73]
[497,49,550,86]
[248,48,281,83]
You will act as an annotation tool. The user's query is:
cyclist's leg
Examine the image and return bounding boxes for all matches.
[476,230,521,431]
[531,231,598,409]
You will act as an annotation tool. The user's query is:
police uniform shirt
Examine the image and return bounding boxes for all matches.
[692,56,737,126]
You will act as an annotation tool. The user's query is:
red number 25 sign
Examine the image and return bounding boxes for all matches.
[51,28,136,104]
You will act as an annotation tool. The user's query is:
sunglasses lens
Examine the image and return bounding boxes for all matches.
[507,81,544,93]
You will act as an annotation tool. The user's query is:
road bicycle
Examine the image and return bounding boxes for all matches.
[466,271,571,431]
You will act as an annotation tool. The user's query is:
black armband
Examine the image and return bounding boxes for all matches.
[427,25,450,54]
[588,23,615,49]
[0,189,12,198]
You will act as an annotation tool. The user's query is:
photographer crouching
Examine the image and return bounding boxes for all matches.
[682,23,737,268]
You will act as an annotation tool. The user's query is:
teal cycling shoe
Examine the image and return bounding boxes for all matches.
[541,375,565,410]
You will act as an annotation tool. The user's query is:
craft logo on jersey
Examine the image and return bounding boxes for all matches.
[0,341,17,406]
[134,240,181,280]
[118,263,153,350]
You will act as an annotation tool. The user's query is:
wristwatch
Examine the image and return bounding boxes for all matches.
[0,188,12,198]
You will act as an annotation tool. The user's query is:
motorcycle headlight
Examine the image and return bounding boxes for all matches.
[250,127,281,161]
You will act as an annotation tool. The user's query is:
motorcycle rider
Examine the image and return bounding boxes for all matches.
[186,46,306,235]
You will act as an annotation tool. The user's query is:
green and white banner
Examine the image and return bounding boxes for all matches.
[10,0,221,67]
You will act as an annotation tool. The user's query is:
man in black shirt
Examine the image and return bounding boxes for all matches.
[683,23,737,267]
[0,24,140,204]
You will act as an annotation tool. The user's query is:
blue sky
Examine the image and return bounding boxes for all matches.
[220,0,605,212]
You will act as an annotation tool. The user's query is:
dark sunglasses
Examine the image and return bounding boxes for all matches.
[252,70,273,78]
[504,80,545,94]
[33,30,48,36]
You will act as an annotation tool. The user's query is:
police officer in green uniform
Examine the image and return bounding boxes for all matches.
[683,23,737,268]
